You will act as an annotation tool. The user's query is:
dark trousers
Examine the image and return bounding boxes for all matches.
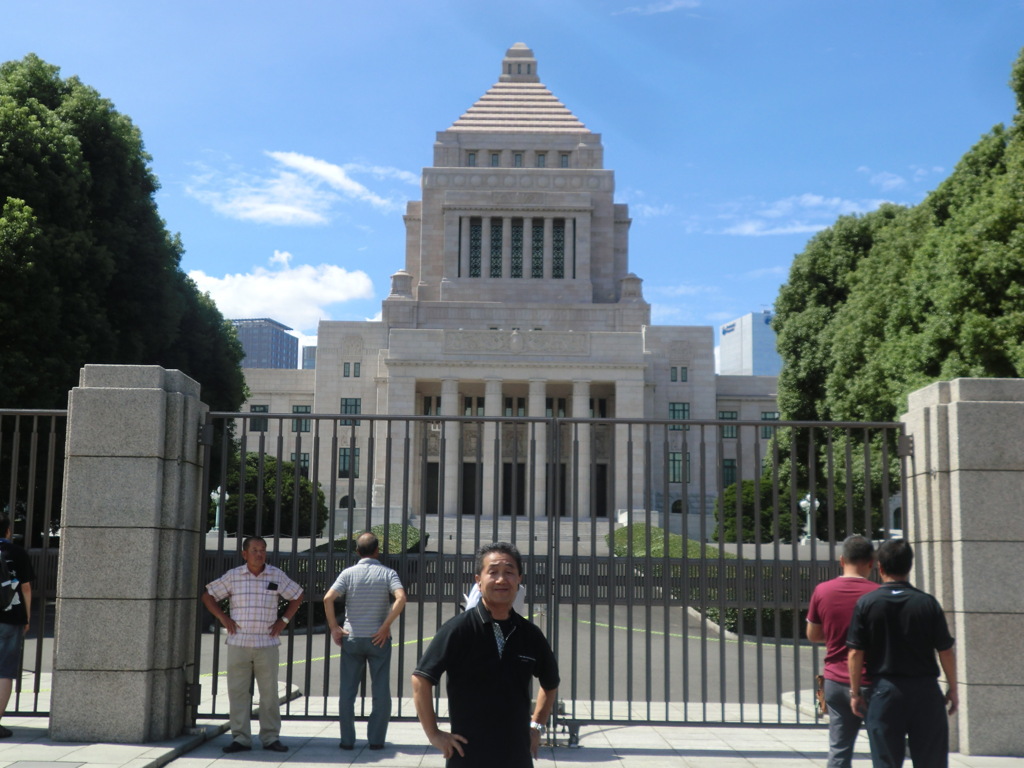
[824,678,871,768]
[865,677,948,768]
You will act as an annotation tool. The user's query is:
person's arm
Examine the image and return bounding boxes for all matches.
[412,673,467,759]
[270,594,303,637]
[530,685,558,758]
[201,590,238,634]
[806,621,825,643]
[371,588,407,647]
[938,647,959,715]
[20,582,31,633]
[323,588,348,646]
[848,649,866,717]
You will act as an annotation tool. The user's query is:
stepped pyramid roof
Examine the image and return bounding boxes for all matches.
[448,43,588,134]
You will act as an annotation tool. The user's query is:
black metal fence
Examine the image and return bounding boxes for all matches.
[193,411,908,728]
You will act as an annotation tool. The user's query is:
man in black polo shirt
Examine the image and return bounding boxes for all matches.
[412,542,559,767]
[846,539,958,768]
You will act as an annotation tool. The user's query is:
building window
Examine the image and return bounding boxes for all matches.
[545,397,566,418]
[552,218,565,279]
[290,452,310,478]
[490,217,503,278]
[490,152,500,167]
[514,153,523,168]
[761,411,780,439]
[504,397,526,417]
[467,151,476,167]
[343,362,350,377]
[536,153,546,168]
[340,398,361,426]
[464,396,485,417]
[354,362,361,377]
[249,404,269,433]
[589,398,608,418]
[469,217,482,277]
[338,447,360,478]
[669,451,690,484]
[669,402,689,431]
[722,458,737,488]
[423,396,441,416]
[670,366,688,382]
[292,405,311,433]
[719,410,738,438]
[510,218,524,278]
[560,153,569,168]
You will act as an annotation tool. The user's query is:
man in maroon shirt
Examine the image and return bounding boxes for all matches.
[807,535,878,768]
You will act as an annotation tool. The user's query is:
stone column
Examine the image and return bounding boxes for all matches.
[441,378,461,516]
[459,216,470,278]
[482,379,503,517]
[902,378,1024,756]
[614,378,646,515]
[385,376,417,515]
[571,380,591,518]
[543,217,553,280]
[501,215,512,278]
[481,217,492,280]
[528,379,548,518]
[51,365,207,742]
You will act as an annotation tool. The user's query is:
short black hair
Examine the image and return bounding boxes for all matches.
[241,535,267,551]
[0,513,10,538]
[356,531,379,557]
[877,538,913,577]
[842,535,875,565]
[476,542,523,576]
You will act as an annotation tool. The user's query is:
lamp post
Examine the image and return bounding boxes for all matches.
[209,486,228,534]
[798,494,819,545]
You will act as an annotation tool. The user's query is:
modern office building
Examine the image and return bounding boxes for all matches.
[231,318,299,370]
[718,310,783,377]
[242,43,778,525]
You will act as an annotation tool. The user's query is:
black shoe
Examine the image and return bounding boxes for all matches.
[264,741,288,752]
[369,743,385,750]
[0,725,11,739]
[339,742,355,750]
[222,742,251,753]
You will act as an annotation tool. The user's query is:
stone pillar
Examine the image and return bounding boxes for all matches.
[501,215,512,278]
[528,379,548,518]
[482,379,503,516]
[51,365,207,742]
[481,217,492,280]
[571,380,591,518]
[459,216,470,278]
[543,217,553,280]
[385,376,417,514]
[902,378,1024,756]
[614,378,646,515]
[441,378,461,516]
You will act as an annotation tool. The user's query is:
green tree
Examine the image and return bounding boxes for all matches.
[215,452,329,538]
[0,54,244,411]
[775,47,1024,427]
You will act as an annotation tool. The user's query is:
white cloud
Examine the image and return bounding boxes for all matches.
[632,202,675,219]
[717,193,889,236]
[742,265,788,279]
[187,152,412,225]
[722,220,829,237]
[190,251,375,335]
[648,283,719,297]
[616,0,699,15]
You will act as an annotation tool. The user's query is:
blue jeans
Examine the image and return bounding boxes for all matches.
[339,636,392,746]
[0,623,23,679]
[824,678,871,768]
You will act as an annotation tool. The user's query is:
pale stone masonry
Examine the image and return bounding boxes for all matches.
[243,43,779,526]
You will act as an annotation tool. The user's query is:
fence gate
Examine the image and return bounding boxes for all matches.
[192,411,908,733]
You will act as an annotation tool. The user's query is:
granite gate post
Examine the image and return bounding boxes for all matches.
[50,365,207,742]
[902,378,1024,756]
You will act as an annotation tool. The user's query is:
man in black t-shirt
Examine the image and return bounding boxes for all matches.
[0,513,34,739]
[412,542,559,768]
[847,539,957,768]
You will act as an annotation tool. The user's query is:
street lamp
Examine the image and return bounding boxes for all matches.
[798,494,819,545]
[209,486,229,534]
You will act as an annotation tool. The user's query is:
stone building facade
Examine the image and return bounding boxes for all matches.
[243,43,778,529]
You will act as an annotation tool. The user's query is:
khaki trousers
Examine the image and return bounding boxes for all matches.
[226,644,281,747]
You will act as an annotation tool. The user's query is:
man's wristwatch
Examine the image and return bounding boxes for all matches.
[281,616,290,625]
[529,721,545,735]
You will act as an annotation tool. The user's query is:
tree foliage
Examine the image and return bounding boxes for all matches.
[0,54,244,410]
[775,47,1024,425]
[213,452,329,538]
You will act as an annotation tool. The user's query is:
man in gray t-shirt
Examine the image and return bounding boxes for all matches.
[324,532,406,750]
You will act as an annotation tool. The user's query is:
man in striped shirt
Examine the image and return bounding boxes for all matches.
[202,536,303,754]
[324,532,407,751]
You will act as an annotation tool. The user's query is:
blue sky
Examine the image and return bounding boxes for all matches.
[5,1,1023,357]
